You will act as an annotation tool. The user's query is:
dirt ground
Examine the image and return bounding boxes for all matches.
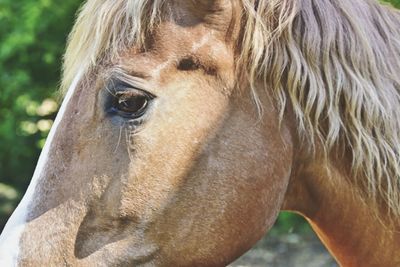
[230,232,338,267]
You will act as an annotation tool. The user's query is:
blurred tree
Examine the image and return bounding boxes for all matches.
[0,0,399,231]
[0,0,82,228]
[388,0,400,7]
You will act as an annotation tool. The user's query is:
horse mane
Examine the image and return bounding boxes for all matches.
[63,0,400,215]
[240,0,400,215]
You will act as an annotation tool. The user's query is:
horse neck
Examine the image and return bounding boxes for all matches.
[283,148,400,267]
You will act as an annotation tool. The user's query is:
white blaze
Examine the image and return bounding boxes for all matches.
[0,70,84,266]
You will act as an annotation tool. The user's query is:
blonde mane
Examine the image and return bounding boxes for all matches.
[63,0,400,215]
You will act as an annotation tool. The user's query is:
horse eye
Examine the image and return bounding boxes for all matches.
[112,91,150,118]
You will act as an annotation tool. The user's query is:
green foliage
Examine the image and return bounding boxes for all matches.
[0,0,82,227]
[0,0,399,231]
[383,0,400,7]
[272,212,312,236]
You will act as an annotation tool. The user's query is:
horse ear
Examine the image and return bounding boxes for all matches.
[177,0,234,29]
[195,0,221,7]
[188,0,229,12]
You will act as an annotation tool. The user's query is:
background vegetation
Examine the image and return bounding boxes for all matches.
[1,0,399,232]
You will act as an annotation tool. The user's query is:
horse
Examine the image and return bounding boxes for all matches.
[1,0,400,266]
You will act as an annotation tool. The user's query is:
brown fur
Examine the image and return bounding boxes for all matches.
[1,1,399,266]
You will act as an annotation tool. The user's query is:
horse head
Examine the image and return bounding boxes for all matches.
[0,1,294,266]
[2,0,400,266]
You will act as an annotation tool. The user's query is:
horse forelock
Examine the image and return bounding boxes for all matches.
[62,0,165,94]
[63,0,400,215]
